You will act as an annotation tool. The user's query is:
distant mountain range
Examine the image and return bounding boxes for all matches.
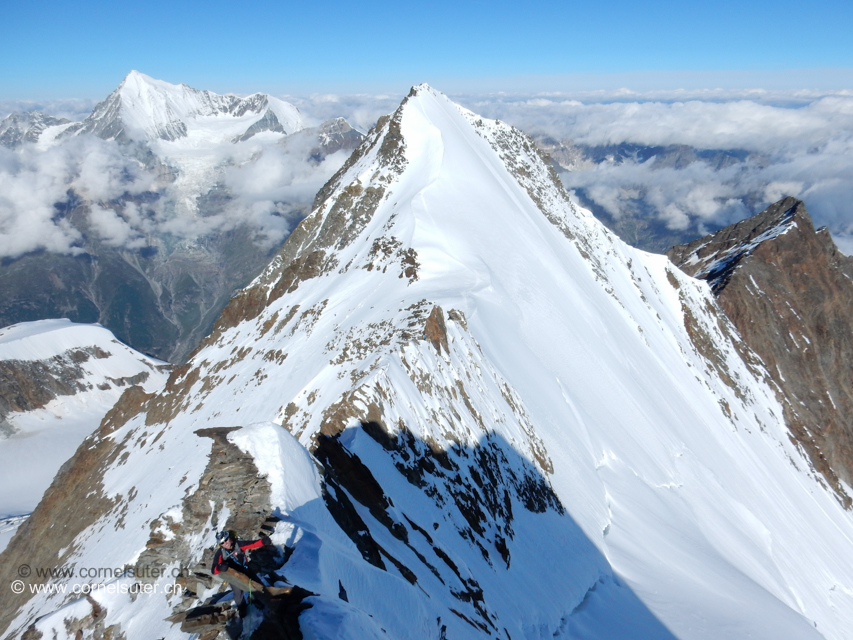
[2,74,802,364]
[0,72,364,363]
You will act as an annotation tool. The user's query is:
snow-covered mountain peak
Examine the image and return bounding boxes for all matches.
[409,82,440,96]
[249,83,608,305]
[4,90,853,640]
[73,71,303,144]
[120,69,175,95]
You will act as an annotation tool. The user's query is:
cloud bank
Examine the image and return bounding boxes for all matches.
[0,136,156,258]
[0,130,348,260]
[272,88,853,252]
[0,98,99,123]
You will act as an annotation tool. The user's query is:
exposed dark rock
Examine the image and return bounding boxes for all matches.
[669,197,853,505]
[282,117,365,165]
[137,426,274,581]
[314,431,415,575]
[0,351,90,421]
[314,433,402,539]
[233,108,286,142]
[424,306,449,355]
[320,475,386,570]
[169,584,314,640]
[197,103,410,354]
[0,420,285,639]
[0,341,157,431]
[360,416,563,569]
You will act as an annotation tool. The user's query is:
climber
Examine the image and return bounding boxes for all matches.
[212,530,270,617]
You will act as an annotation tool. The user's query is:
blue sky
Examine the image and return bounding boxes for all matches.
[1,0,852,98]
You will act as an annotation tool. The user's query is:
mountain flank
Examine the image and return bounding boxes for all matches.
[669,196,853,505]
[0,320,170,552]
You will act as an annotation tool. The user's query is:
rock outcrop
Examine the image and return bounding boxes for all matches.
[669,197,853,504]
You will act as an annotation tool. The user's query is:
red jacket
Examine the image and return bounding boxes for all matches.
[212,539,265,575]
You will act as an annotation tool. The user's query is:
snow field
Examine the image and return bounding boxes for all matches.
[0,319,168,551]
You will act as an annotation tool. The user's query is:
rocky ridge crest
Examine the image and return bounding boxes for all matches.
[669,196,853,504]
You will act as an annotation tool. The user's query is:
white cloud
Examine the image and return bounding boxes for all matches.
[87,203,146,248]
[218,141,350,249]
[279,88,853,250]
[0,122,353,259]
[0,145,81,258]
[0,98,98,122]
[0,135,161,258]
[280,93,405,133]
[454,92,853,152]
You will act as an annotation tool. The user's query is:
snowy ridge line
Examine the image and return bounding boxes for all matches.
[672,200,800,293]
[0,318,163,365]
[696,207,798,288]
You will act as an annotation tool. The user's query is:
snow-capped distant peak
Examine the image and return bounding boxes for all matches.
[74,71,304,144]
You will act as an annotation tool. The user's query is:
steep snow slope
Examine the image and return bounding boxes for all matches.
[4,87,853,640]
[0,320,169,551]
